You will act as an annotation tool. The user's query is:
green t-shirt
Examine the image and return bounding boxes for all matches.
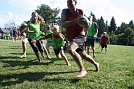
[52,33,65,49]
[27,21,41,40]
[46,30,52,42]
[87,22,96,36]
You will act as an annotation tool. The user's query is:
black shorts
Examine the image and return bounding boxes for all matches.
[53,46,64,55]
[101,44,107,48]
[86,38,95,47]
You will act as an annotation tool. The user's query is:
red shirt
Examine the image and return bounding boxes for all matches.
[18,31,21,35]
[66,9,85,40]
[100,36,108,45]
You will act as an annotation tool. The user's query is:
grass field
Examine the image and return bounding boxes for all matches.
[0,39,134,89]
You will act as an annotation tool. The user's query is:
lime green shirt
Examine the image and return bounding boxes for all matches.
[87,22,96,36]
[52,33,65,49]
[27,21,41,40]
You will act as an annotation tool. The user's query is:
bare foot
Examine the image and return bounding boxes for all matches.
[43,57,46,60]
[20,55,26,58]
[47,56,51,59]
[76,70,87,78]
[95,62,99,72]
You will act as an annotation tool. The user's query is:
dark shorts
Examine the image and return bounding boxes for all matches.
[69,34,86,52]
[53,46,64,55]
[28,38,44,53]
[86,38,95,47]
[101,44,107,48]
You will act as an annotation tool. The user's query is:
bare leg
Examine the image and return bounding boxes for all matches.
[60,50,70,66]
[20,39,27,58]
[87,46,90,55]
[92,46,96,58]
[68,42,87,78]
[79,51,99,72]
[35,52,41,63]
[101,48,103,53]
[105,48,107,53]
[42,44,51,59]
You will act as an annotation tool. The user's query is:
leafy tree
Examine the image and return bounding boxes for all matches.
[90,12,98,22]
[128,20,134,29]
[124,27,134,45]
[120,22,128,33]
[35,4,60,31]
[108,17,117,32]
[36,4,60,24]
[97,16,106,37]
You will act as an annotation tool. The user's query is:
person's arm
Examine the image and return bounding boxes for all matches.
[26,24,38,33]
[31,34,52,43]
[61,16,78,28]
[58,33,65,40]
[94,28,98,37]
[94,22,98,37]
[61,9,78,28]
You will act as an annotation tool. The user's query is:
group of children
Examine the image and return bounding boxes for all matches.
[19,5,109,78]
[19,12,70,66]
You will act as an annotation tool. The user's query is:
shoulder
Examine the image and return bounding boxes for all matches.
[93,22,99,28]
[93,22,97,25]
[77,9,85,16]
[61,8,68,17]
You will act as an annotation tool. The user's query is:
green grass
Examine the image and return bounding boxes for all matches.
[0,39,134,89]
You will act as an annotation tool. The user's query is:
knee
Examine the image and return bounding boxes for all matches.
[68,48,75,55]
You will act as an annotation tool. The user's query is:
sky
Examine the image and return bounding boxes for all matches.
[0,0,133,28]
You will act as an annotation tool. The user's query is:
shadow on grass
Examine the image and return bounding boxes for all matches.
[128,85,134,89]
[10,52,34,55]
[0,56,67,70]
[0,70,81,87]
[3,46,22,49]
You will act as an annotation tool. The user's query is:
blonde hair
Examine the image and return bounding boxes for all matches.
[103,32,107,35]
[53,25,59,30]
[38,15,45,23]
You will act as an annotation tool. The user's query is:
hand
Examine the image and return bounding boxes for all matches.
[77,16,85,24]
[34,29,39,33]
[31,40,37,43]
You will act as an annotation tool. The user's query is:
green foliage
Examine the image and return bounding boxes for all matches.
[108,17,117,32]
[109,33,118,44]
[36,4,60,24]
[97,16,107,37]
[0,40,134,89]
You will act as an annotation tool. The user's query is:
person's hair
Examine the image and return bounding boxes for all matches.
[67,0,77,4]
[46,24,50,29]
[38,15,45,23]
[53,25,59,30]
[31,12,38,16]
[103,32,107,35]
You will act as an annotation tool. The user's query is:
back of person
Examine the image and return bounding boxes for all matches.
[87,22,98,38]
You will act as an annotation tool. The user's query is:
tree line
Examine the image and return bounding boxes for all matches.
[19,4,134,46]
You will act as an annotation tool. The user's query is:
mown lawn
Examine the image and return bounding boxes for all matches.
[0,39,134,89]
